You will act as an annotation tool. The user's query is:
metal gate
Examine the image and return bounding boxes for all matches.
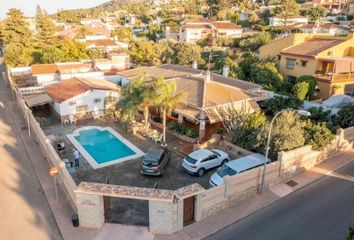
[183,196,195,226]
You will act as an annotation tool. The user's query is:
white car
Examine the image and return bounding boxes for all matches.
[182,149,229,176]
[209,153,267,187]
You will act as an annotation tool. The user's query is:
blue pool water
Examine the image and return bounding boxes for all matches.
[74,129,136,164]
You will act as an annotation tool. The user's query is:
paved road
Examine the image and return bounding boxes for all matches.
[0,64,62,240]
[207,161,354,240]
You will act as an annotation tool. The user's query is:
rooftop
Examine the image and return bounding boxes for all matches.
[31,63,93,75]
[45,77,119,103]
[281,38,346,57]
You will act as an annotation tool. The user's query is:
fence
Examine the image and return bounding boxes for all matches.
[9,81,77,209]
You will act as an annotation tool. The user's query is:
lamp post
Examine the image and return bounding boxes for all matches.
[258,109,311,194]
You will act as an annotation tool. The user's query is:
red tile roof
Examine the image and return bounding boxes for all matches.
[212,22,241,29]
[45,77,119,103]
[86,39,118,47]
[32,64,59,75]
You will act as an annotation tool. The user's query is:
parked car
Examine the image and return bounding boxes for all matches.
[141,148,171,176]
[209,153,267,187]
[182,149,229,177]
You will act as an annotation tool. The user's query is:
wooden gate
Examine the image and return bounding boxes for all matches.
[183,196,195,226]
[103,196,110,222]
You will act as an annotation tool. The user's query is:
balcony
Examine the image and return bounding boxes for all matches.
[315,72,354,83]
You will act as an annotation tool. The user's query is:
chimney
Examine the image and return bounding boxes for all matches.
[192,59,198,69]
[205,70,211,82]
[222,65,229,77]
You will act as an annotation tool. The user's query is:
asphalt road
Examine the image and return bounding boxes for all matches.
[0,64,62,240]
[206,160,354,240]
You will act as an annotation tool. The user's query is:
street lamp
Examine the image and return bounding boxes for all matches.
[258,108,311,194]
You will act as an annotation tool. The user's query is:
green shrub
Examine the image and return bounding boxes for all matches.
[304,121,334,151]
[335,104,354,128]
[293,81,309,100]
[185,128,197,138]
[266,96,303,116]
[297,75,317,100]
[176,123,187,134]
[308,107,331,123]
[168,121,178,130]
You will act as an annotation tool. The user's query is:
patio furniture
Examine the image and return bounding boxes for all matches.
[154,133,163,144]
[148,130,159,140]
[69,115,77,124]
[92,111,104,119]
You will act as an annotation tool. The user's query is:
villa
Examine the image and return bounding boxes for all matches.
[116,64,264,139]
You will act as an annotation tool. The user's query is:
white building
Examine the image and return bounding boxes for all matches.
[269,15,308,27]
[177,18,243,43]
[45,77,120,123]
[296,22,349,35]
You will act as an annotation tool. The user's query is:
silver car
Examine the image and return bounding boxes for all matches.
[182,149,229,177]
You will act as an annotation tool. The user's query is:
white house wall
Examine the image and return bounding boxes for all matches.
[56,90,119,117]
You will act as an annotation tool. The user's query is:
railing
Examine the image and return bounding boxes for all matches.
[315,72,354,83]
[18,86,45,96]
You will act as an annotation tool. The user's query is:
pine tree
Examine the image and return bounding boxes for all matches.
[0,8,33,48]
[36,11,58,45]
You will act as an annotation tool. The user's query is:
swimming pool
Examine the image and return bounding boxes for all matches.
[67,126,145,169]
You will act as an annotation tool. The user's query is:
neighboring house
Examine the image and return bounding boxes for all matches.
[116,64,264,139]
[178,17,242,43]
[31,63,100,85]
[295,22,349,35]
[85,39,128,53]
[269,14,308,27]
[276,34,354,99]
[95,53,131,75]
[58,25,111,39]
[312,0,346,11]
[45,77,120,123]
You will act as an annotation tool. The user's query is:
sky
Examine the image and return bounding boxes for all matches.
[1,0,109,18]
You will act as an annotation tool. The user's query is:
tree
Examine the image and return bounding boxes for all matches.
[240,111,268,150]
[112,27,133,42]
[279,0,299,30]
[116,77,145,126]
[159,41,202,66]
[239,52,257,79]
[304,121,334,151]
[88,47,104,60]
[271,111,306,154]
[293,81,309,100]
[239,32,272,50]
[129,39,160,65]
[250,60,284,91]
[296,75,317,100]
[0,8,32,48]
[36,14,58,45]
[216,57,245,79]
[60,38,89,61]
[40,45,65,63]
[335,104,354,128]
[301,6,326,22]
[266,96,303,116]
[155,79,186,145]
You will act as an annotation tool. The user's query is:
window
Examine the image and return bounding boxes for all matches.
[277,55,281,61]
[301,60,308,67]
[68,101,76,106]
[94,98,101,103]
[286,58,296,69]
[76,105,88,112]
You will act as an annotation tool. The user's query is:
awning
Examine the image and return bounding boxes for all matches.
[23,93,53,107]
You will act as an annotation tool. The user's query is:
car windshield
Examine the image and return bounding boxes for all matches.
[185,155,198,164]
[211,150,221,157]
[142,159,158,166]
[217,165,237,177]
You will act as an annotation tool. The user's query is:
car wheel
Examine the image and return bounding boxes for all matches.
[197,168,205,177]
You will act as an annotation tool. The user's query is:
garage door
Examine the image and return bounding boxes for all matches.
[183,196,195,225]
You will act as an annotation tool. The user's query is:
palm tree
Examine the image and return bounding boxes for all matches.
[117,75,161,129]
[155,78,186,146]
[116,76,145,126]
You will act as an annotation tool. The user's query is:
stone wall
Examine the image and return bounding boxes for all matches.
[149,200,179,234]
[76,193,104,228]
